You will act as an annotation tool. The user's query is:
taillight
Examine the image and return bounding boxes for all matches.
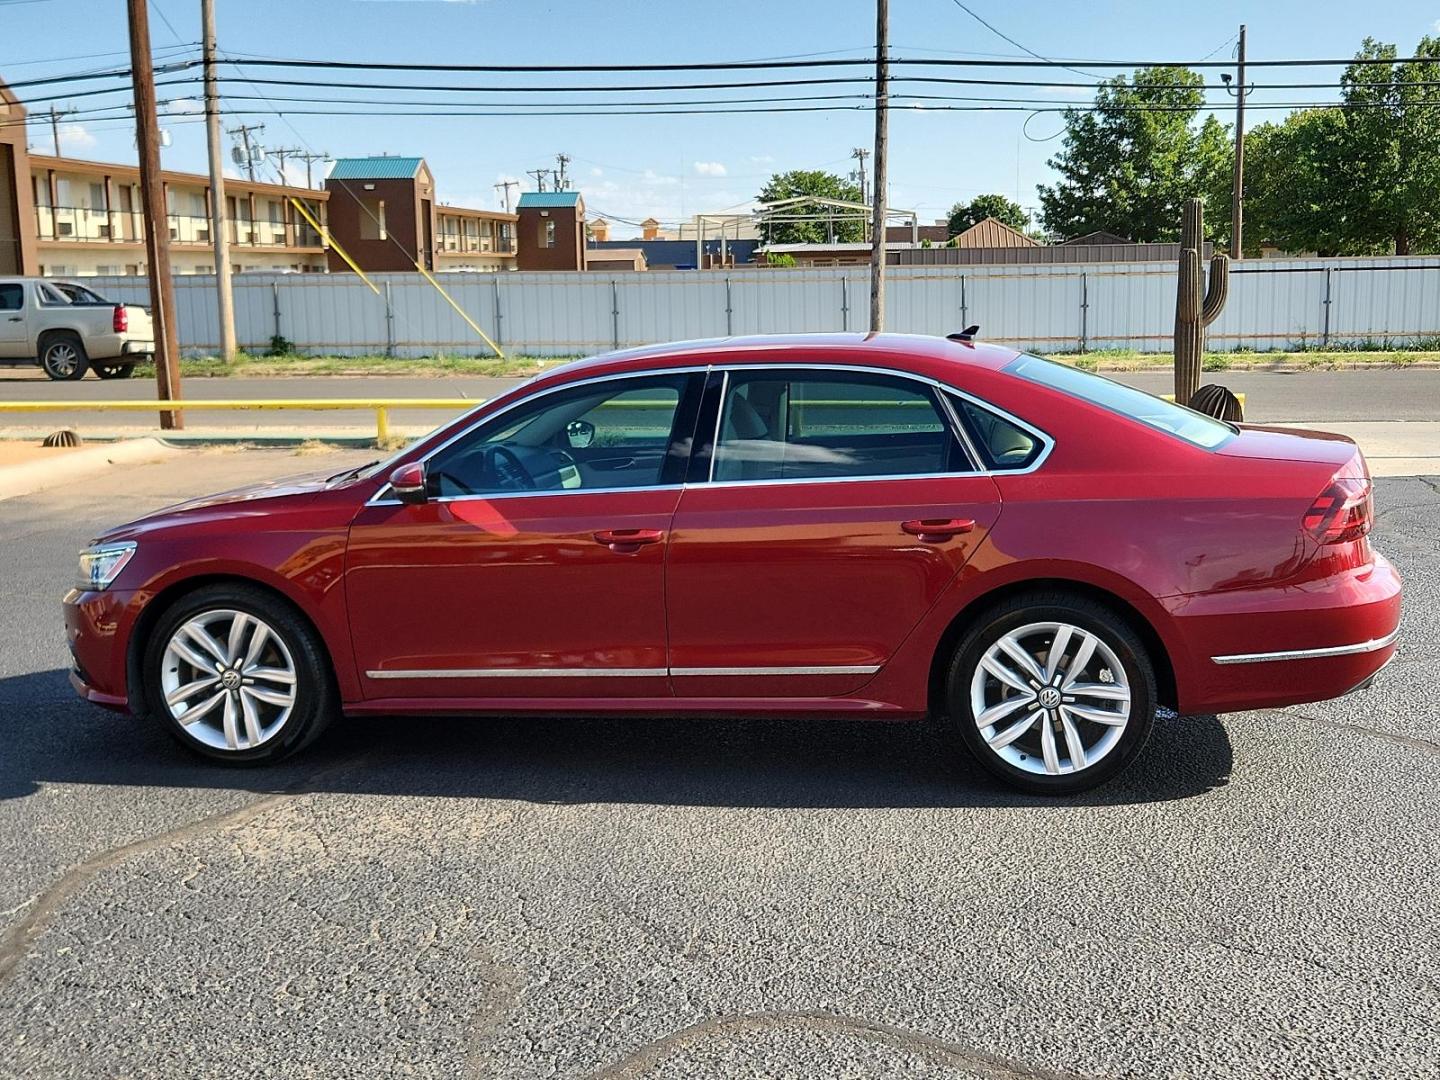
[112,304,128,333]
[1303,476,1372,545]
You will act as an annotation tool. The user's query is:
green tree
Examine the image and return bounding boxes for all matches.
[946,194,1028,237]
[1246,37,1440,255]
[1037,66,1232,245]
[1245,108,1355,256]
[756,170,864,244]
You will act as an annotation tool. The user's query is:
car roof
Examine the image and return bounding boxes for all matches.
[537,333,1021,385]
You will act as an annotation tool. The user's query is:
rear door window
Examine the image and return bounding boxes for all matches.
[0,284,21,311]
[948,394,1044,470]
[711,370,971,483]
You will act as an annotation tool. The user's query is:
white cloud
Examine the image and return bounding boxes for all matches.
[693,160,727,177]
[748,154,775,165]
[56,123,96,152]
[590,166,603,177]
[164,97,204,115]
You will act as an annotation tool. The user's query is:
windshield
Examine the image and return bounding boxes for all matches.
[1007,354,1235,449]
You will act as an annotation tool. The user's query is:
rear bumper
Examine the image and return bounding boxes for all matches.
[120,340,153,356]
[1164,552,1402,714]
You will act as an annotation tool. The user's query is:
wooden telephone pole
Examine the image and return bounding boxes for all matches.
[127,0,182,428]
[202,0,236,364]
[1230,24,1247,260]
[867,0,889,332]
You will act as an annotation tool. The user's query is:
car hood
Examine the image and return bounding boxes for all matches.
[96,470,345,540]
[1216,424,1362,470]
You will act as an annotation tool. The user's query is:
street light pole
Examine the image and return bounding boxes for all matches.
[202,0,236,363]
[127,0,182,428]
[868,0,888,332]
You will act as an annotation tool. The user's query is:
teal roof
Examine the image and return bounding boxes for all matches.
[327,156,424,180]
[518,191,582,208]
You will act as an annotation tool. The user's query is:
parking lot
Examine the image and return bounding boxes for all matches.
[0,448,1437,1079]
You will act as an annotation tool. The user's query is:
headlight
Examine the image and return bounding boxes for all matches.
[78,542,137,591]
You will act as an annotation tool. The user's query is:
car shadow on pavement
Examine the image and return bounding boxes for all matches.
[0,668,1231,808]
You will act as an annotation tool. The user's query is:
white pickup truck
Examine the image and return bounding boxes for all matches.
[0,277,155,380]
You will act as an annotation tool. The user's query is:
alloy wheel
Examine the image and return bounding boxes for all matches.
[968,620,1131,776]
[160,609,298,752]
[45,343,80,378]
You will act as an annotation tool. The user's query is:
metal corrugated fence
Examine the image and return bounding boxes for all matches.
[79,257,1440,358]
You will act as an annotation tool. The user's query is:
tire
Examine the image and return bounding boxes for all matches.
[95,362,136,379]
[40,332,89,381]
[141,583,337,765]
[944,592,1156,795]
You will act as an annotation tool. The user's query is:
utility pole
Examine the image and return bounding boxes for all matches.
[45,106,74,157]
[851,146,870,207]
[494,179,518,212]
[554,153,571,191]
[526,168,549,193]
[295,150,328,189]
[201,0,235,364]
[128,0,182,429]
[868,0,889,332]
[227,122,264,182]
[269,146,301,186]
[1230,24,1247,260]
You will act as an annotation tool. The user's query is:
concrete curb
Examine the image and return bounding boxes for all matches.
[0,437,176,502]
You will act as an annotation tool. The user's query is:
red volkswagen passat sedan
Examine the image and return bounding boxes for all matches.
[62,334,1400,793]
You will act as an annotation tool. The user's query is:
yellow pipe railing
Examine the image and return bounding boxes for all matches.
[0,398,479,443]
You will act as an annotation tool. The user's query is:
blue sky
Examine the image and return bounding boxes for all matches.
[4,0,1438,238]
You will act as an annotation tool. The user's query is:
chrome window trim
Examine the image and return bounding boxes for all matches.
[368,483,684,508]
[364,358,1055,507]
[366,663,880,679]
[1210,629,1399,665]
[367,364,710,506]
[704,361,1054,484]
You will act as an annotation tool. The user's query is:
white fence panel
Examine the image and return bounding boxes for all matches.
[78,258,1440,359]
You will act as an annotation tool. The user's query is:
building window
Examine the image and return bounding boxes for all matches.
[88,183,105,209]
[544,219,556,248]
[359,197,386,240]
[96,265,119,275]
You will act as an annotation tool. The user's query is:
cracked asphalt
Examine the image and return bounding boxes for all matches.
[0,449,1436,1079]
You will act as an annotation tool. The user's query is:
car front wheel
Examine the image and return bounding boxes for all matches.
[142,584,336,764]
[946,593,1156,795]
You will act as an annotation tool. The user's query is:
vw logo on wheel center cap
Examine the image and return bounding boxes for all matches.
[220,669,242,691]
[1038,686,1062,709]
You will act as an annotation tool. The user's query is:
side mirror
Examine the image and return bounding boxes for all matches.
[389,462,428,504]
[565,419,596,450]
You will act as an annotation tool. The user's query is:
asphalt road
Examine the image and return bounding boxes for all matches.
[0,450,1437,1078]
[2,367,1439,433]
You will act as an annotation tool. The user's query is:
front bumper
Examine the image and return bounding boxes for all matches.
[1164,552,1402,714]
[62,587,135,712]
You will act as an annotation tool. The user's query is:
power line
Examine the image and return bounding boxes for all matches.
[944,0,1101,81]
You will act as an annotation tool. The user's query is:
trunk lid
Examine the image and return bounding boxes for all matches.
[1217,424,1363,471]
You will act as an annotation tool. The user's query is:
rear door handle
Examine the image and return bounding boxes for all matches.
[6,316,20,322]
[901,518,975,541]
[594,528,664,553]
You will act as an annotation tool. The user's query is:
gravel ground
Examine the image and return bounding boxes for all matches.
[0,450,1436,1079]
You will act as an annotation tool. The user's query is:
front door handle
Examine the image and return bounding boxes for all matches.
[594,528,664,553]
[6,316,20,322]
[902,518,975,542]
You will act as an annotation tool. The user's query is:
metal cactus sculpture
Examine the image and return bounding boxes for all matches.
[1173,198,1229,407]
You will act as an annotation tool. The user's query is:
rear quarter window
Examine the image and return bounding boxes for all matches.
[1008,354,1234,449]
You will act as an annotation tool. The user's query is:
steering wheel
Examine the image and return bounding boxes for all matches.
[488,445,536,491]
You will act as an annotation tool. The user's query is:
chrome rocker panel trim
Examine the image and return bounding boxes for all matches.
[366,664,882,679]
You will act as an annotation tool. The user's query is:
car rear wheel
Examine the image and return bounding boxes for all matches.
[40,333,88,381]
[95,362,135,379]
[945,593,1156,795]
[142,584,336,764]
